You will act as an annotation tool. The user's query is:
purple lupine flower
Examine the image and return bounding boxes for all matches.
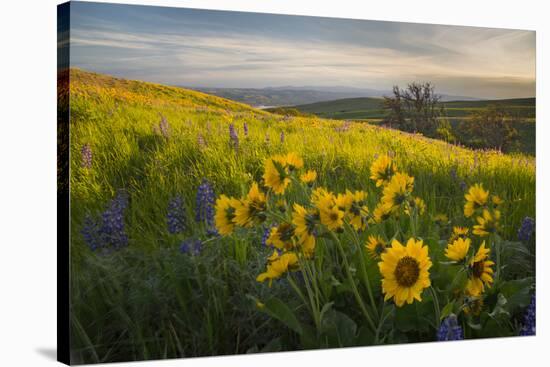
[195,179,215,228]
[180,239,202,256]
[519,294,536,336]
[81,143,92,169]
[459,180,468,192]
[437,315,464,341]
[280,131,285,144]
[197,133,206,150]
[229,123,239,151]
[81,214,101,251]
[243,122,249,137]
[81,191,129,252]
[450,167,458,181]
[518,217,535,242]
[99,191,129,249]
[167,196,187,234]
[159,115,170,138]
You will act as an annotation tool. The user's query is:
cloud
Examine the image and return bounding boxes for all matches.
[68,3,536,98]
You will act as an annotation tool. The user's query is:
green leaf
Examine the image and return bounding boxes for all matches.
[440,301,455,320]
[321,309,357,347]
[263,297,303,335]
[499,277,534,314]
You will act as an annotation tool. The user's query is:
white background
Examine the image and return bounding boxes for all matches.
[0,0,546,366]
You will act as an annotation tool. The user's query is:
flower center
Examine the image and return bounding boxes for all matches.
[330,211,340,221]
[394,256,420,287]
[472,261,485,278]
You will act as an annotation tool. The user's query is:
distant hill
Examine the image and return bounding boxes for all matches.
[282,97,536,120]
[186,86,480,107]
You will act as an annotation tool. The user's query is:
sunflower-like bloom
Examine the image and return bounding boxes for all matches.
[284,152,304,171]
[311,187,332,206]
[365,235,387,259]
[214,195,240,235]
[300,170,317,184]
[344,190,369,231]
[464,184,489,217]
[445,237,471,262]
[320,205,345,231]
[412,197,426,215]
[433,213,449,226]
[256,251,299,286]
[234,182,267,227]
[372,201,394,223]
[292,204,318,256]
[263,156,290,194]
[449,226,469,243]
[378,238,432,307]
[370,155,397,187]
[266,222,295,251]
[381,172,414,210]
[472,209,500,236]
[492,195,503,206]
[465,242,494,296]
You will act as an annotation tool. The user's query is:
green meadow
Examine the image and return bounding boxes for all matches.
[68,69,535,364]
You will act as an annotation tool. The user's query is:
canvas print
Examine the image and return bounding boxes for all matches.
[57,1,536,364]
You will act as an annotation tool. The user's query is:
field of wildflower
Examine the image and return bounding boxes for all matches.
[68,69,536,364]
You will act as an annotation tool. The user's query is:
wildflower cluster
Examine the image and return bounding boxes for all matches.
[81,143,92,169]
[81,191,129,252]
[437,315,464,341]
[167,195,187,234]
[195,179,215,228]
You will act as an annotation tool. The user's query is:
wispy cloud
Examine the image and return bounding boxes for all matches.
[68,2,535,99]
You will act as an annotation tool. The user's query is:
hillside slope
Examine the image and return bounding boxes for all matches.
[69,68,534,249]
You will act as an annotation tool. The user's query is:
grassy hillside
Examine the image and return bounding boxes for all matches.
[278,97,535,154]
[68,69,535,363]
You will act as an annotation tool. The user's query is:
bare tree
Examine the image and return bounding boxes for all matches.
[383,82,443,137]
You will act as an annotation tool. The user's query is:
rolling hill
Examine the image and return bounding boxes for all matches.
[279,97,536,120]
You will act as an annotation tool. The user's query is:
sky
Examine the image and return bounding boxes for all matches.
[67,1,536,99]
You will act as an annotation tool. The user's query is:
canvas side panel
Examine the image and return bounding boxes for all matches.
[57,2,70,365]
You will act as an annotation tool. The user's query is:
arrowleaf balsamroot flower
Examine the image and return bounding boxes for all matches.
[266,223,295,251]
[234,182,267,227]
[365,235,387,259]
[464,183,489,217]
[372,201,393,223]
[292,204,317,257]
[262,153,303,195]
[378,238,432,307]
[256,251,299,286]
[445,237,471,262]
[381,172,415,210]
[214,195,240,235]
[300,170,317,184]
[472,209,500,236]
[465,242,494,296]
[370,154,397,187]
[449,226,469,243]
[317,192,345,232]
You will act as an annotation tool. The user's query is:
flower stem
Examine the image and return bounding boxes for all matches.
[329,231,377,333]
